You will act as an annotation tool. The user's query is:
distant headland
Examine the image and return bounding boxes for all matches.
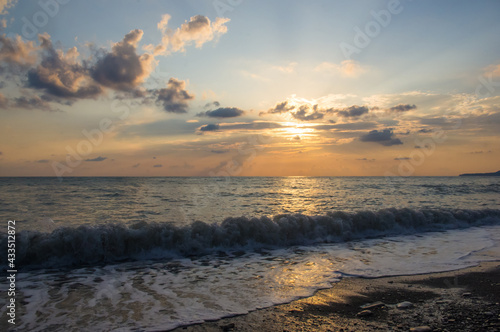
[459,170,500,176]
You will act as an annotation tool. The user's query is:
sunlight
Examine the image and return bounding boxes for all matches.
[278,122,317,139]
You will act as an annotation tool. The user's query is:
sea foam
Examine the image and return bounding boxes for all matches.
[2,208,499,270]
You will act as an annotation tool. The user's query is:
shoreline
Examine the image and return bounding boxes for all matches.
[171,261,500,332]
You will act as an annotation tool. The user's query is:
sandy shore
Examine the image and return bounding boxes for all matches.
[171,261,500,332]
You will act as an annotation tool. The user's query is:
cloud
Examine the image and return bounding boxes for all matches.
[211,149,229,154]
[315,60,367,77]
[335,105,369,118]
[418,128,433,133]
[360,129,403,146]
[272,62,298,73]
[36,159,49,163]
[484,63,500,77]
[357,158,375,162]
[28,34,102,100]
[132,163,140,168]
[0,0,17,15]
[220,122,282,130]
[204,101,220,109]
[419,117,453,126]
[199,123,220,132]
[153,164,163,167]
[292,105,324,121]
[388,104,417,113]
[12,95,56,111]
[262,101,327,121]
[265,101,295,114]
[91,29,154,92]
[154,78,194,113]
[198,121,282,133]
[85,156,107,162]
[262,100,373,121]
[197,107,245,118]
[153,14,230,54]
[326,121,378,131]
[394,157,410,160]
[0,34,38,69]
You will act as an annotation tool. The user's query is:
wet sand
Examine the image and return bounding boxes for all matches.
[171,261,500,332]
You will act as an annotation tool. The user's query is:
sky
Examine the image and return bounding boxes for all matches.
[0,0,499,177]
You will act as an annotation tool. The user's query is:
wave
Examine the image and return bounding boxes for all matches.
[2,208,500,270]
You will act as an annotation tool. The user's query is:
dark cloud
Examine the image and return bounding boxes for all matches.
[261,102,329,121]
[91,29,154,92]
[221,122,282,131]
[12,95,56,111]
[394,157,410,160]
[388,104,417,113]
[211,149,229,154]
[85,156,107,162]
[204,101,220,109]
[197,107,245,118]
[336,105,369,118]
[264,101,295,115]
[132,163,140,168]
[360,129,403,146]
[198,121,282,134]
[292,105,324,121]
[199,123,220,132]
[26,34,102,100]
[314,122,377,131]
[357,158,375,162]
[154,78,194,113]
[419,117,451,126]
[36,159,49,163]
[153,164,163,168]
[418,128,433,133]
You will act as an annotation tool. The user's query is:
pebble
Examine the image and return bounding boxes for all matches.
[484,312,494,316]
[462,292,472,297]
[357,310,373,317]
[410,326,432,332]
[360,301,385,310]
[397,301,414,309]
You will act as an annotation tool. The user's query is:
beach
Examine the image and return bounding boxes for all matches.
[173,261,500,332]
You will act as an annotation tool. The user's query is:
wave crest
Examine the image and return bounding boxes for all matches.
[2,208,500,270]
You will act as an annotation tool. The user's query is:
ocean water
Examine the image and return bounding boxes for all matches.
[0,176,499,331]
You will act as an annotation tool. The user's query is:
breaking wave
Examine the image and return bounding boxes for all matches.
[2,208,500,270]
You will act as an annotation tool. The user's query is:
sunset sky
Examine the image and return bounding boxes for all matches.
[0,0,499,176]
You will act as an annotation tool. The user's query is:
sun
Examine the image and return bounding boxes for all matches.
[278,122,317,140]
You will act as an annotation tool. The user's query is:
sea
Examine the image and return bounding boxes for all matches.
[0,176,499,331]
